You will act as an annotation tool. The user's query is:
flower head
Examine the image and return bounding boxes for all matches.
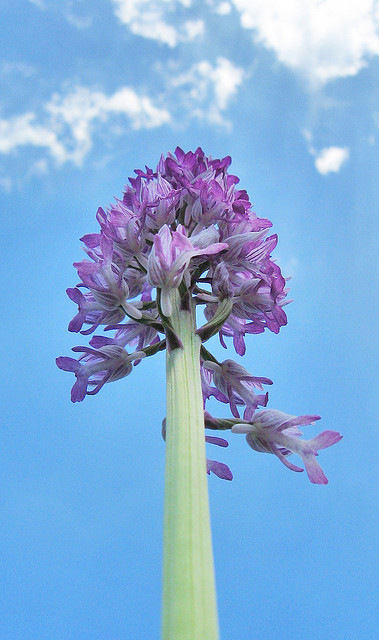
[60,147,290,403]
[57,148,340,483]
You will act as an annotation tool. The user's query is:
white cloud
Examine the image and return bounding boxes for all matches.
[206,0,232,14]
[211,57,245,109]
[0,113,67,161]
[0,55,247,184]
[314,146,349,174]
[112,0,204,47]
[303,131,350,174]
[0,85,171,167]
[0,56,246,182]
[231,0,379,85]
[170,57,244,124]
[215,2,232,15]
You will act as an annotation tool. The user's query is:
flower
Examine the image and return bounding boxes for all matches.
[200,365,229,407]
[66,287,126,335]
[231,409,342,484]
[89,319,159,352]
[56,345,145,402]
[202,359,272,419]
[142,174,180,231]
[73,232,144,323]
[147,224,227,316]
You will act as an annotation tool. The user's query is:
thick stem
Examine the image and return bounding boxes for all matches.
[162,289,219,640]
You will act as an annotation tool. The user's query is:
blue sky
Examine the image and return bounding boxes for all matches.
[0,1,378,638]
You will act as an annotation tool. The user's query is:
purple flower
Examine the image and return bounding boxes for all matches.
[220,229,278,273]
[147,224,227,316]
[218,315,265,356]
[98,203,147,266]
[231,409,342,484]
[207,243,289,335]
[200,365,229,407]
[66,287,126,334]
[142,174,181,231]
[56,345,145,402]
[230,266,288,334]
[202,359,272,419]
[73,232,144,322]
[89,319,160,352]
[74,233,128,305]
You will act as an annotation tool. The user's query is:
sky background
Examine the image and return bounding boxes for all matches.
[0,1,378,638]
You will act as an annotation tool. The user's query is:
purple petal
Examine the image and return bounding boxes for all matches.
[205,435,229,447]
[272,444,304,473]
[56,356,80,373]
[301,453,329,485]
[309,430,342,450]
[279,414,321,431]
[71,377,87,403]
[66,287,84,304]
[89,335,115,348]
[207,459,233,480]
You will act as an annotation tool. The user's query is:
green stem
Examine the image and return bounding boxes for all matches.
[162,289,219,640]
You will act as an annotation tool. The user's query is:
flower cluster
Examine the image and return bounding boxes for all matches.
[57,147,341,484]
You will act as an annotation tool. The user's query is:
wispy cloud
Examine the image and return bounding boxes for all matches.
[169,57,245,125]
[231,0,379,86]
[212,2,232,16]
[1,61,37,78]
[27,0,45,8]
[0,113,67,162]
[0,85,171,168]
[26,0,379,87]
[64,12,94,29]
[27,0,94,29]
[0,52,244,183]
[2,1,372,187]
[0,175,13,193]
[112,0,204,47]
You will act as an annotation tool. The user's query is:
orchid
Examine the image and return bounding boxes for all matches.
[57,147,341,640]
[230,410,342,485]
[56,344,145,402]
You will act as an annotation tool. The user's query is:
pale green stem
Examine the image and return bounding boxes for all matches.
[162,289,219,640]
